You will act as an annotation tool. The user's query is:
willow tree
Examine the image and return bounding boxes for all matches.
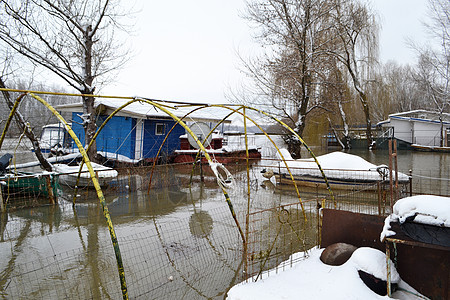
[0,0,131,160]
[240,0,338,158]
[330,0,379,148]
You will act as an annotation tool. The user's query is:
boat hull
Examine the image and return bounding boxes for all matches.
[274,174,408,191]
[57,173,113,188]
[411,144,450,153]
[171,149,262,164]
[0,172,59,199]
[53,163,118,188]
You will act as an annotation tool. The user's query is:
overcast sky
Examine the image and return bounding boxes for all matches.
[103,0,431,104]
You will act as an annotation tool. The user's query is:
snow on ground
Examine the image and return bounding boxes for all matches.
[272,149,409,181]
[381,195,450,241]
[226,247,423,300]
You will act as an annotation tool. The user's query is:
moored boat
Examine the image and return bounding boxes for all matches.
[0,154,59,204]
[262,149,409,190]
[53,162,118,188]
[411,144,450,153]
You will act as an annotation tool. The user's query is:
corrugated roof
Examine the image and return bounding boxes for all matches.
[378,110,450,126]
[55,98,233,123]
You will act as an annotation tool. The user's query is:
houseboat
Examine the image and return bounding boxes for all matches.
[54,99,233,166]
[377,110,450,151]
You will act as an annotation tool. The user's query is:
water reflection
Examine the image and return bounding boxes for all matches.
[189,211,213,238]
[0,170,247,299]
[0,213,7,242]
[347,149,449,195]
[0,149,447,298]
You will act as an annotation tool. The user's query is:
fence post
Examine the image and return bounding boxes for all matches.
[388,139,394,210]
[0,187,4,212]
[377,182,381,216]
[409,169,413,197]
[394,139,399,202]
[45,175,55,205]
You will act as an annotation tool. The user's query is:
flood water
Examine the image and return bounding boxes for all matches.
[0,137,449,299]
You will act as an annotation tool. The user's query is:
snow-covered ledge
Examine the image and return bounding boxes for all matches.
[380,195,450,242]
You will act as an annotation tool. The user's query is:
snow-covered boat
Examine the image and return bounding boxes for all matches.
[37,123,72,154]
[53,162,118,188]
[262,149,409,190]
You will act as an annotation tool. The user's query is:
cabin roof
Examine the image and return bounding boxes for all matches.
[55,98,232,123]
[377,109,450,126]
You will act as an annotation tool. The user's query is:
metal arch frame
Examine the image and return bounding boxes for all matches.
[0,91,129,300]
[0,88,337,298]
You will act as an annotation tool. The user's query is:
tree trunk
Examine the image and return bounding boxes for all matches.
[337,98,351,149]
[328,118,345,149]
[82,95,98,161]
[360,92,374,148]
[82,25,98,162]
[346,59,374,148]
[0,78,53,171]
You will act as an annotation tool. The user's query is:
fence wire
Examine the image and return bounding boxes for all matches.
[1,203,243,299]
[0,160,448,299]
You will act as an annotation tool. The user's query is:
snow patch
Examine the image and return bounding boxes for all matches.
[351,247,400,283]
[227,247,420,300]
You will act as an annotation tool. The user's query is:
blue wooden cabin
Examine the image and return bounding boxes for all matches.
[56,99,229,162]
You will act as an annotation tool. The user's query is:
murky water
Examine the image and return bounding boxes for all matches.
[0,162,307,299]
[1,136,448,299]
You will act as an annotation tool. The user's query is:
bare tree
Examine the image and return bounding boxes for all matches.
[322,60,352,149]
[0,0,132,160]
[412,0,449,146]
[238,0,341,157]
[0,84,54,171]
[238,0,380,153]
[0,53,52,170]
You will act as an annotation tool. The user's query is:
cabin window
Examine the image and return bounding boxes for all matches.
[155,123,165,135]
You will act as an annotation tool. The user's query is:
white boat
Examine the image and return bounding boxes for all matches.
[53,162,118,188]
[38,123,72,154]
[263,149,409,190]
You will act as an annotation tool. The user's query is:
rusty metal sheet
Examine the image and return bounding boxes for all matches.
[321,209,386,251]
[321,209,449,299]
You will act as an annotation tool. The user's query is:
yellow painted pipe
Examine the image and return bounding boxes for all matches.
[27,93,129,300]
[0,93,27,150]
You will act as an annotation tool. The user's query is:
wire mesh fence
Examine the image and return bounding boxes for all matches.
[1,202,244,299]
[244,200,320,281]
[0,158,448,299]
[0,173,58,211]
[409,169,450,197]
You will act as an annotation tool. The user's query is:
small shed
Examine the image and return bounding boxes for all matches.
[378,110,450,147]
[55,99,231,162]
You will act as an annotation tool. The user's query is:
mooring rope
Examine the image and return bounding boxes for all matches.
[411,173,450,181]
[209,161,235,190]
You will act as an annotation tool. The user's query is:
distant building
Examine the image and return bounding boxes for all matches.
[377,110,450,148]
